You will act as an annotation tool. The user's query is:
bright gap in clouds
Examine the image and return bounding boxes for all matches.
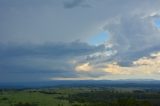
[155,19,160,28]
[88,32,108,45]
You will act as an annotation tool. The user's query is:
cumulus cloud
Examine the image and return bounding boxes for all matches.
[72,13,160,79]
[102,12,160,66]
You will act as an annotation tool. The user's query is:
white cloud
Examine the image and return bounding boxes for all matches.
[75,62,92,72]
[75,52,160,79]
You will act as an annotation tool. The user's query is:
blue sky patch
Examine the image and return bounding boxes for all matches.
[88,32,108,45]
[155,19,160,28]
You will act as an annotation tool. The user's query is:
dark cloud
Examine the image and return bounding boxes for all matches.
[113,44,160,66]
[0,41,104,59]
[0,42,105,82]
[63,0,88,9]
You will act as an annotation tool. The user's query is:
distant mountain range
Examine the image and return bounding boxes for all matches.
[0,79,160,89]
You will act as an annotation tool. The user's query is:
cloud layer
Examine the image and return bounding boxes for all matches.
[1,0,160,82]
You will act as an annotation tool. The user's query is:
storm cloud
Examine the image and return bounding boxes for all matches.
[0,42,105,82]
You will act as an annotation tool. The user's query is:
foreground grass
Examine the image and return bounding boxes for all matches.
[0,87,160,106]
[0,89,68,106]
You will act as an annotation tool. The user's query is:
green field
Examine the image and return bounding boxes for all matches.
[0,87,160,106]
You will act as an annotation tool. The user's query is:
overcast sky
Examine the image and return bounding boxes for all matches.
[1,0,160,82]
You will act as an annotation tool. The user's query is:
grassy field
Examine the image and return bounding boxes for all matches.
[0,88,90,106]
[0,87,160,106]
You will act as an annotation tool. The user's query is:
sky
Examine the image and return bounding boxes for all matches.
[1,0,160,82]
